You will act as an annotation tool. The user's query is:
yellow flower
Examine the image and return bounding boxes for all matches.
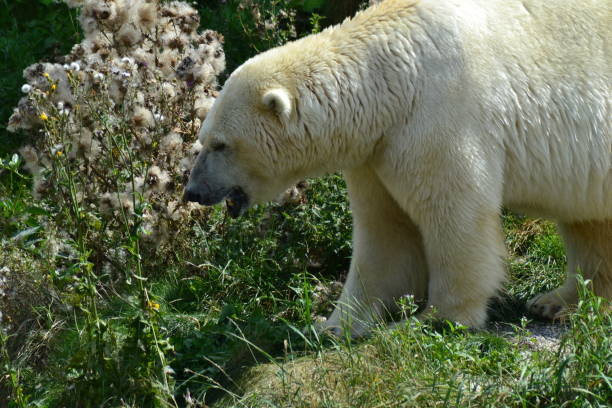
[39,112,48,121]
[50,83,57,92]
[42,72,50,79]
[56,151,63,157]
[147,300,160,311]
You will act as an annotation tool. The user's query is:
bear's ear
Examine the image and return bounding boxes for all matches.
[262,88,292,119]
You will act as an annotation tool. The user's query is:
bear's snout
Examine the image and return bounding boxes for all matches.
[183,185,249,217]
[182,188,204,204]
[182,186,223,205]
[183,185,229,205]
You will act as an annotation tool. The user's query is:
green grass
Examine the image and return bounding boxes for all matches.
[216,285,611,408]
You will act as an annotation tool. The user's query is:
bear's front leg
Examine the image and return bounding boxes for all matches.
[321,166,428,337]
[416,202,507,328]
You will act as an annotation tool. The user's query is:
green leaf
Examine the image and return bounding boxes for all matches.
[300,0,326,12]
[26,206,49,216]
[11,226,40,241]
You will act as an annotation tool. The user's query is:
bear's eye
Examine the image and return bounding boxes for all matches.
[210,142,227,152]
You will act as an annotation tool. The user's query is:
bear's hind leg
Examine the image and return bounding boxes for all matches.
[528,220,612,319]
[321,166,428,337]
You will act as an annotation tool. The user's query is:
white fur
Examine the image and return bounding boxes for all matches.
[195,0,611,334]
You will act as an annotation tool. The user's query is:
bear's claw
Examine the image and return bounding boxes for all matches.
[527,293,568,320]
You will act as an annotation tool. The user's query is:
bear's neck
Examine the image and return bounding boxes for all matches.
[291,3,424,172]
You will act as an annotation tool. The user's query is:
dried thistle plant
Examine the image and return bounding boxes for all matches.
[237,0,298,50]
[8,0,226,275]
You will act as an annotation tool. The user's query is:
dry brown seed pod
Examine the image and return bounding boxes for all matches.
[116,23,142,47]
[132,106,154,128]
[137,1,157,30]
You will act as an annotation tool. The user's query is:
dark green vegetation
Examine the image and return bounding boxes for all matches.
[1,1,610,407]
[0,0,80,154]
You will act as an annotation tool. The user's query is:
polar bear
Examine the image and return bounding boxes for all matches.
[184,0,611,335]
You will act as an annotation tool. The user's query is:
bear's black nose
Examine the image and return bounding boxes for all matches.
[183,188,201,204]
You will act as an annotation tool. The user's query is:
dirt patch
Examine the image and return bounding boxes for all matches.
[490,321,567,353]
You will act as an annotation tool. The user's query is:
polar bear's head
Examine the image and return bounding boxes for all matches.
[183,59,322,217]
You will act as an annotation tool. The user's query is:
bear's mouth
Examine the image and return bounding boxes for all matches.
[225,186,249,218]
